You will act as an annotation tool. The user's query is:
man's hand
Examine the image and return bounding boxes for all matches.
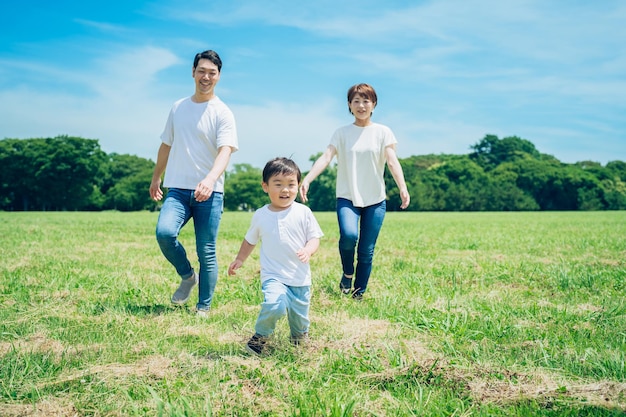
[149,178,163,201]
[194,178,215,202]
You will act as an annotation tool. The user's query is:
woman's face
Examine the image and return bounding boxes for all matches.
[349,94,376,123]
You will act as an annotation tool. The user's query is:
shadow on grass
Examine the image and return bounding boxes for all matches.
[90,301,180,316]
[124,304,174,316]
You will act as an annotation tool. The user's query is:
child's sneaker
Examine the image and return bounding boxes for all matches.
[339,274,352,295]
[171,272,198,305]
[246,334,267,356]
[290,332,309,346]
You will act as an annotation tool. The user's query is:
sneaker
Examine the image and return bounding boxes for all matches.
[352,291,364,301]
[340,274,352,295]
[246,334,267,356]
[171,273,198,305]
[290,332,309,346]
[196,308,210,317]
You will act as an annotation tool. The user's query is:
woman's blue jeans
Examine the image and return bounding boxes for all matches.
[336,198,386,295]
[156,188,223,310]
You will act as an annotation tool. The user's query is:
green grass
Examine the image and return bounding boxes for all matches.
[1,210,625,416]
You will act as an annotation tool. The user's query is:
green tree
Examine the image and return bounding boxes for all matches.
[0,136,106,211]
[470,134,542,171]
[302,153,336,212]
[98,153,156,211]
[490,167,540,211]
[0,139,31,210]
[224,164,266,211]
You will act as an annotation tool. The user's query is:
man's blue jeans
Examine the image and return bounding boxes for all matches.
[156,188,223,310]
[336,198,386,295]
[255,278,311,339]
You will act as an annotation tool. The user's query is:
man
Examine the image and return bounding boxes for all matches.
[149,50,238,316]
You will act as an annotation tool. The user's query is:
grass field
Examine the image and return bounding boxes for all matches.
[0,210,625,416]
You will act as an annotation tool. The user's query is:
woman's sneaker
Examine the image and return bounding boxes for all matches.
[340,275,352,295]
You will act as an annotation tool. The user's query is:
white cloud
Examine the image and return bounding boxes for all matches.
[1,0,624,168]
[0,46,183,158]
[232,100,344,170]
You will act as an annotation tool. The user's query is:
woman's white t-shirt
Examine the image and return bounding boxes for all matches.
[330,123,397,207]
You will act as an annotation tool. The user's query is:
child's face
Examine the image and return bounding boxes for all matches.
[262,172,299,211]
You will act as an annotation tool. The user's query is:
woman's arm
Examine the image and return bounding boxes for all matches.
[385,145,410,209]
[299,145,337,203]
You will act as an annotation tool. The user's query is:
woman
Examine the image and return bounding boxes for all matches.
[299,83,410,300]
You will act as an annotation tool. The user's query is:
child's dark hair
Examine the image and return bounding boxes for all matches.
[262,157,301,183]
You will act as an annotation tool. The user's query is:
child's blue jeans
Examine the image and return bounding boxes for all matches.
[254,278,311,338]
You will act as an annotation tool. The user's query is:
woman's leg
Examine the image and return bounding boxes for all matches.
[353,200,386,296]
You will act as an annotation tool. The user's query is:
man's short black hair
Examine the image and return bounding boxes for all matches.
[193,50,222,72]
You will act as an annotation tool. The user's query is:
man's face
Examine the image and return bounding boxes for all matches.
[192,59,220,96]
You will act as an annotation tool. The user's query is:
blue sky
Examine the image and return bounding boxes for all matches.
[1,0,624,170]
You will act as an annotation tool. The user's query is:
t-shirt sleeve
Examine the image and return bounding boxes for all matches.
[382,125,398,148]
[160,107,175,146]
[217,107,239,152]
[305,208,324,241]
[244,210,262,245]
[329,127,342,150]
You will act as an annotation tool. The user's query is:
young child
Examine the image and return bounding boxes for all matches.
[228,157,324,355]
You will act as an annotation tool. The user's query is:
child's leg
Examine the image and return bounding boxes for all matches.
[286,285,311,340]
[254,278,289,337]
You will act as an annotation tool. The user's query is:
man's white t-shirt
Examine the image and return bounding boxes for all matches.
[330,122,397,207]
[244,202,324,287]
[160,96,238,192]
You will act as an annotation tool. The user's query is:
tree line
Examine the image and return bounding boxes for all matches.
[1,135,624,212]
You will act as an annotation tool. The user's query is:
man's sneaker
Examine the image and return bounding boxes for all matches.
[340,274,352,295]
[171,273,198,305]
[196,308,210,317]
[246,334,267,356]
[290,332,309,346]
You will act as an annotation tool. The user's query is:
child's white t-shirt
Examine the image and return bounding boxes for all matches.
[161,96,238,192]
[244,202,323,287]
[330,123,397,207]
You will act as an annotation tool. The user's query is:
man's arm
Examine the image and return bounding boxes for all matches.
[194,145,235,202]
[149,143,171,201]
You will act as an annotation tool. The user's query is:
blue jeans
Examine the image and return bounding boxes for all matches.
[336,198,386,295]
[255,278,311,338]
[156,188,223,310]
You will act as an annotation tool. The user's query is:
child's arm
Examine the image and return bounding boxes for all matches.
[228,239,256,275]
[296,237,320,264]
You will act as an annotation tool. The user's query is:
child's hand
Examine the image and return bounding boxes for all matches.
[228,259,243,276]
[296,248,311,263]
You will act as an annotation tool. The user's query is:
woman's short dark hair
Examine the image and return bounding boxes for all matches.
[347,83,377,105]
